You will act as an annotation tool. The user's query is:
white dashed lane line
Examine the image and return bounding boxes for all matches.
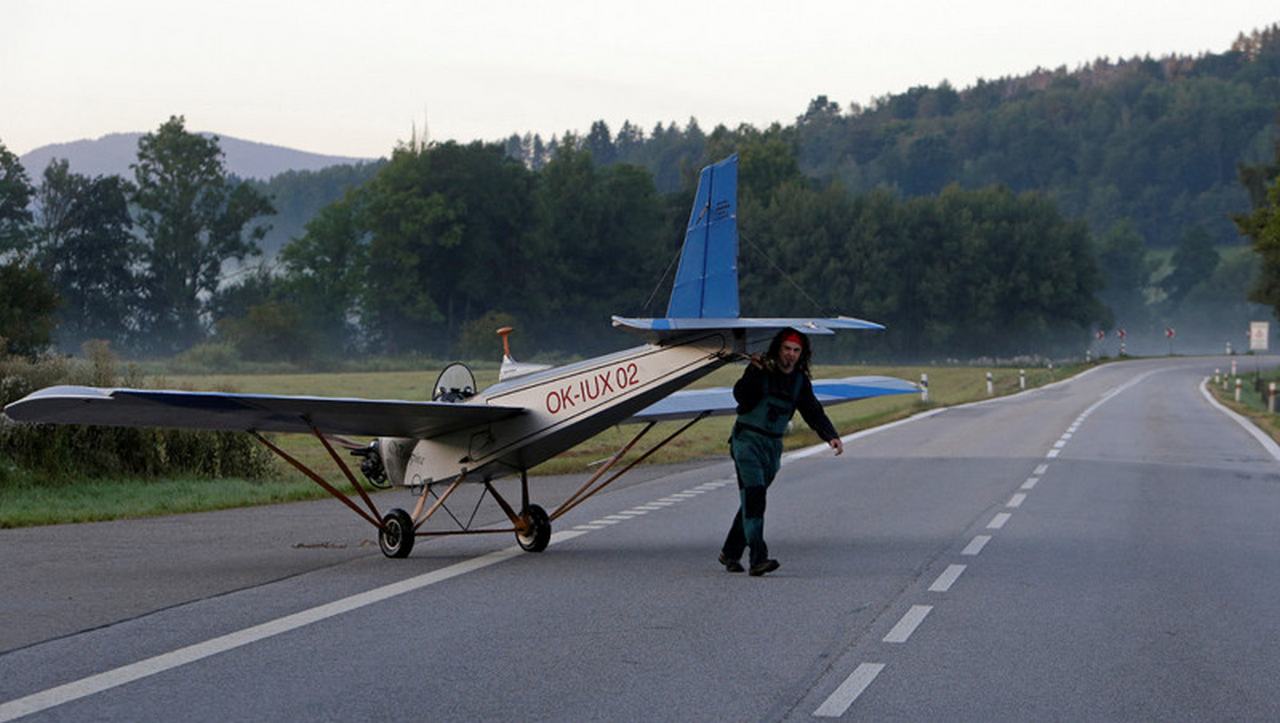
[987,512,1012,530]
[1045,449,1060,459]
[1034,464,1049,475]
[962,535,991,556]
[928,565,966,592]
[883,605,932,643]
[1007,493,1026,508]
[812,663,885,718]
[1020,477,1039,490]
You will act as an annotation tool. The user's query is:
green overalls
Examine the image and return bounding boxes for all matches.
[722,371,802,565]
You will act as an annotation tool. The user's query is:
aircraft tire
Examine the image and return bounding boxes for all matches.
[379,508,415,558]
[516,504,551,552]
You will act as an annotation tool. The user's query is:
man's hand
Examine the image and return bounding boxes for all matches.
[747,353,766,369]
[829,437,844,456]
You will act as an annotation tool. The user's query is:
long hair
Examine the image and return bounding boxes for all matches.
[765,327,812,377]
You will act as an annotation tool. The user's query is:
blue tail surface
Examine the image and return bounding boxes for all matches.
[613,154,886,341]
[666,154,739,318]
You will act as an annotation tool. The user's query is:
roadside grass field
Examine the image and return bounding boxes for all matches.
[1,362,1084,527]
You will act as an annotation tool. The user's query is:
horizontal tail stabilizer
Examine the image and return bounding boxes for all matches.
[612,315,884,340]
[626,375,917,423]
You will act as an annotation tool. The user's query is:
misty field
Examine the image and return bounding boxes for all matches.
[1,362,1084,527]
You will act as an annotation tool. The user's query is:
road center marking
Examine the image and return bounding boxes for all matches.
[962,535,991,555]
[884,605,932,643]
[1034,464,1048,475]
[1020,477,1039,490]
[813,663,885,717]
[929,564,966,592]
[987,512,1012,529]
[1007,493,1026,508]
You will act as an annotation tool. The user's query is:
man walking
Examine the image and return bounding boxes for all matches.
[719,328,843,576]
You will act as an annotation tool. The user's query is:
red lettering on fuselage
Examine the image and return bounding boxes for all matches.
[543,364,641,415]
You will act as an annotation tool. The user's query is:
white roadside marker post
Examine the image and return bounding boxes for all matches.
[1232,358,1238,377]
[920,373,929,403]
[1269,382,1276,413]
[1019,369,1026,390]
[986,371,993,396]
[1215,368,1221,384]
[1236,377,1243,402]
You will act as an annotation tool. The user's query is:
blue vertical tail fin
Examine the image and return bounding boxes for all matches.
[665,154,739,319]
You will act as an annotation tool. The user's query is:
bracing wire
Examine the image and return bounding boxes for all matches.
[740,232,833,317]
[640,244,684,316]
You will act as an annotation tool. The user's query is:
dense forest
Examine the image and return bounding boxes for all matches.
[4,25,1280,364]
[507,25,1280,250]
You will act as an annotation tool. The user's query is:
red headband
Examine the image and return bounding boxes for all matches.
[781,331,804,346]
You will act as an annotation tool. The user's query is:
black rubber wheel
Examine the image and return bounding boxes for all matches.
[515,504,551,552]
[379,508,415,558]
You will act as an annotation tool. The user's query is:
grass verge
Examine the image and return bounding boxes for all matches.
[2,361,1090,528]
[1204,370,1280,443]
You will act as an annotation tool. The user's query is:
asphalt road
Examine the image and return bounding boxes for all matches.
[3,356,1279,721]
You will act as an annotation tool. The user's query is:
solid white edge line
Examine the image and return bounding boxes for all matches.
[813,663,885,717]
[884,605,932,643]
[1198,378,1280,462]
[987,512,1011,529]
[0,532,587,723]
[961,535,991,555]
[928,564,967,592]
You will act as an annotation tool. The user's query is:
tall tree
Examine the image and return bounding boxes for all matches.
[131,116,274,352]
[1164,225,1220,305]
[32,160,139,349]
[0,260,58,356]
[0,139,34,254]
[1236,155,1280,316]
[360,141,533,353]
[1095,220,1154,327]
[275,192,369,351]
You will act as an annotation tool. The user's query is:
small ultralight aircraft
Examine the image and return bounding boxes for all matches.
[5,155,916,558]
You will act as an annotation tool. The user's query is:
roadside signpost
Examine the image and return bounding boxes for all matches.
[1250,321,1269,352]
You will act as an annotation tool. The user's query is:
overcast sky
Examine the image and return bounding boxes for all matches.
[5,1,1278,158]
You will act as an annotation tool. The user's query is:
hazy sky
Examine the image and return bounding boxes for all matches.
[5,1,1278,158]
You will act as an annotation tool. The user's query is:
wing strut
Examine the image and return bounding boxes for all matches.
[252,428,382,529]
[549,411,711,522]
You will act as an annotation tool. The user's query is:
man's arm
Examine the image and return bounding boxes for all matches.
[733,364,768,414]
[796,376,844,455]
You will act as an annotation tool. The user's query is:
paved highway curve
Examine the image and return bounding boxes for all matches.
[3,355,1279,720]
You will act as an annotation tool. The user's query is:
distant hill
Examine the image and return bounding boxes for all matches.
[19,132,376,181]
